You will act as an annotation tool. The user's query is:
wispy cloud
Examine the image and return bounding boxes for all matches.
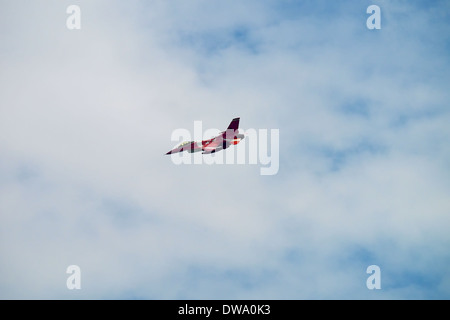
[0,0,449,299]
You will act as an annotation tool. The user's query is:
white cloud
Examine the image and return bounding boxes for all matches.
[0,0,449,299]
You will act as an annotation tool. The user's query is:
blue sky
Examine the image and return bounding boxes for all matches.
[0,0,449,299]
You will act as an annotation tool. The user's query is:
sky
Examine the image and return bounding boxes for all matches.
[0,0,449,299]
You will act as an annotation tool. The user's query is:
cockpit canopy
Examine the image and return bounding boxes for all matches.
[177,141,191,148]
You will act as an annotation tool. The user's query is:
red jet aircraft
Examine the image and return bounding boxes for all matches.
[166,118,245,155]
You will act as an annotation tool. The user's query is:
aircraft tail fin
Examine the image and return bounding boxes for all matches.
[227,117,240,131]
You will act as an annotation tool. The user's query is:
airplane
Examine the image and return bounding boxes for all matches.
[166,117,245,155]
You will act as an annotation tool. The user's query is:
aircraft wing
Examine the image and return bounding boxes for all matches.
[202,146,224,154]
[201,133,229,153]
